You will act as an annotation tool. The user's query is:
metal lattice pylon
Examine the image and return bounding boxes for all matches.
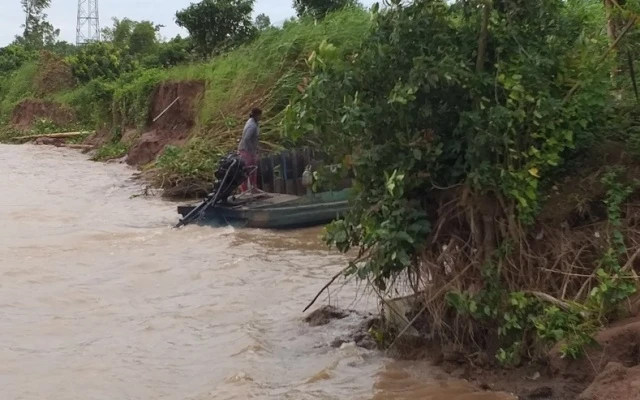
[76,0,100,45]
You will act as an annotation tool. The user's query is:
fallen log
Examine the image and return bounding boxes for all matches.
[11,131,92,141]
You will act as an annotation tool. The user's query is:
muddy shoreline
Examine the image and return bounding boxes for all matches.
[306,305,640,400]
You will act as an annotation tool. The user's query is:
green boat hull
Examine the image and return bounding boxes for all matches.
[177,189,350,229]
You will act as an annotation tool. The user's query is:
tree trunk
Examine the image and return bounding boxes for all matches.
[475,0,491,73]
[475,1,497,261]
[605,0,618,87]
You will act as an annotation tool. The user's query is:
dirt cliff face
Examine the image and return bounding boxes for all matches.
[549,317,640,383]
[11,100,75,130]
[578,362,640,400]
[126,81,205,167]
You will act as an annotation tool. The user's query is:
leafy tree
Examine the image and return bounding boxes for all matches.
[101,18,137,47]
[0,44,35,75]
[156,36,193,67]
[67,42,136,83]
[293,0,359,18]
[255,13,272,30]
[175,0,257,57]
[48,41,78,57]
[18,0,60,49]
[285,0,619,357]
[129,21,163,55]
[139,36,194,68]
[101,18,162,56]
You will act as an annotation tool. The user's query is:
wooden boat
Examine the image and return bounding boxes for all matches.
[176,188,351,229]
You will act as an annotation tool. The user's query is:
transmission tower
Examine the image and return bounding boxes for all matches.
[76,0,100,45]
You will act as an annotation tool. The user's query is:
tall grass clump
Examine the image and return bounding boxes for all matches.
[0,61,38,120]
[153,8,371,195]
[52,79,115,128]
[164,7,370,133]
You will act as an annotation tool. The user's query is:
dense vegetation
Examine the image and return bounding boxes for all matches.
[285,0,640,364]
[0,0,370,188]
[3,0,640,367]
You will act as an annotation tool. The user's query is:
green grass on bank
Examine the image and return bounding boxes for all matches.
[0,8,371,193]
[163,8,371,130]
[0,61,37,120]
[44,8,370,137]
[151,9,371,193]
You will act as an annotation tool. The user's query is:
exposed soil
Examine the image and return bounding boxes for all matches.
[578,362,640,400]
[11,99,75,131]
[33,137,65,147]
[548,316,640,382]
[307,306,640,400]
[442,360,585,400]
[126,81,205,167]
[431,317,640,399]
[83,126,113,148]
[538,140,640,226]
[83,127,139,150]
[127,130,177,166]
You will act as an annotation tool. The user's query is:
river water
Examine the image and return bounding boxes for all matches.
[0,144,515,400]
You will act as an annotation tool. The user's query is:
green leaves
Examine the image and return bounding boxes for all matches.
[283,3,633,361]
[68,42,135,83]
[293,0,360,19]
[384,170,405,197]
[580,169,640,320]
[175,0,258,57]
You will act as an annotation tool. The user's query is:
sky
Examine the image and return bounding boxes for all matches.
[0,0,377,46]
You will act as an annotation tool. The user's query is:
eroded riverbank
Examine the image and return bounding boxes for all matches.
[0,144,518,399]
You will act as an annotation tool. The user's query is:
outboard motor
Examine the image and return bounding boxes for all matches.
[175,152,249,228]
[211,151,248,203]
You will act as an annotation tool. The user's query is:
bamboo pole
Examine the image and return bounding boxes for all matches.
[11,131,92,141]
[153,97,180,123]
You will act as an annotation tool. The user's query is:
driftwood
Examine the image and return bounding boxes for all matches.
[11,131,92,141]
[303,265,350,313]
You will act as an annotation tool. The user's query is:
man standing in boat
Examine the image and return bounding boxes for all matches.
[238,107,262,193]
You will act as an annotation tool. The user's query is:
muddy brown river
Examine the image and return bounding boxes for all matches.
[0,145,515,400]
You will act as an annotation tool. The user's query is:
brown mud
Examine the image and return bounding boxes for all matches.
[10,79,213,176]
[8,80,207,167]
[428,317,640,399]
[539,140,640,226]
[549,316,640,382]
[308,305,640,400]
[126,80,205,166]
[578,362,640,400]
[10,99,75,130]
